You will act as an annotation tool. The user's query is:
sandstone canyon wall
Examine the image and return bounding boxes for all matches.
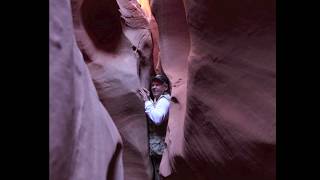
[152,0,276,179]
[50,0,276,179]
[50,0,124,179]
[71,0,156,179]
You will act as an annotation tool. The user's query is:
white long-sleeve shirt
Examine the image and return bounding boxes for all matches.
[144,94,171,125]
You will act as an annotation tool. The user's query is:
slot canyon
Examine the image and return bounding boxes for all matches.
[50,0,275,179]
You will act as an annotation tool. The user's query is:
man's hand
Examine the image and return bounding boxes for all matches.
[137,88,150,101]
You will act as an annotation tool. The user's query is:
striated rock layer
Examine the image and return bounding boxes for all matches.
[151,0,276,179]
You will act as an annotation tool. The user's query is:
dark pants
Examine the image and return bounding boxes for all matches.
[151,155,162,180]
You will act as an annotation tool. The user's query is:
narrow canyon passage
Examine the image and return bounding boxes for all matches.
[50,0,276,180]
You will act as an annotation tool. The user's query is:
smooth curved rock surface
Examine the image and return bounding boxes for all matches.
[151,0,276,179]
[71,0,156,179]
[49,0,124,179]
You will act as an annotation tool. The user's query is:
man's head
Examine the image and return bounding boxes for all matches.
[151,74,170,99]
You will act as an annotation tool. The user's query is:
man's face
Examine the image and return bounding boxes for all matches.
[151,80,167,99]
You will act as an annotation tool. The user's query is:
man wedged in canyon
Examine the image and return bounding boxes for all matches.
[138,74,171,180]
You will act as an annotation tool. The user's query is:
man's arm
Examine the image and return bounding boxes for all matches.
[145,98,170,125]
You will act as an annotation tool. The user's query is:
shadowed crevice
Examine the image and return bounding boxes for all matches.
[81,0,122,52]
